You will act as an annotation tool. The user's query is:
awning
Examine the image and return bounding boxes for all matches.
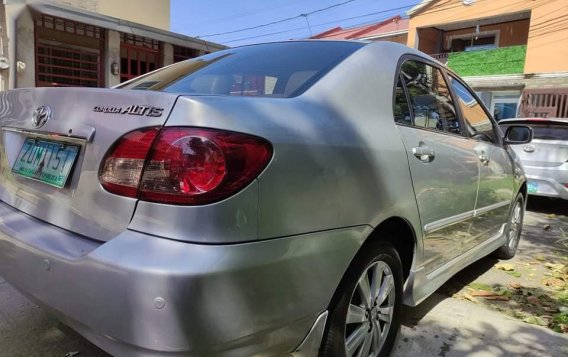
[463,73,568,91]
[27,2,227,52]
[462,74,525,91]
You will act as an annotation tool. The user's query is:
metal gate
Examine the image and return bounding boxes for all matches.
[35,15,104,87]
[521,88,568,118]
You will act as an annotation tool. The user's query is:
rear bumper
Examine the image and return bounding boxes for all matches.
[0,200,368,356]
[524,168,568,199]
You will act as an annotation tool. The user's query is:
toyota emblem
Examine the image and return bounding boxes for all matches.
[523,144,535,153]
[32,106,52,128]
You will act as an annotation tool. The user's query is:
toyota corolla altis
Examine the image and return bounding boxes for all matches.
[0,41,532,357]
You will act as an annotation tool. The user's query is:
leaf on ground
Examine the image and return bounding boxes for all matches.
[468,283,493,291]
[558,324,568,333]
[542,277,566,288]
[544,224,552,231]
[485,295,510,301]
[553,312,568,324]
[463,293,478,303]
[506,271,522,278]
[527,296,542,305]
[496,263,515,271]
[522,315,548,326]
[470,290,498,297]
[545,263,566,272]
[509,282,522,289]
[493,287,513,297]
[543,306,559,313]
[534,254,546,261]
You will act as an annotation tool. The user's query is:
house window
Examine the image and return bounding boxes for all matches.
[34,16,104,87]
[490,92,520,121]
[449,31,498,52]
[173,46,201,63]
[120,34,161,82]
[36,44,100,87]
[36,16,102,39]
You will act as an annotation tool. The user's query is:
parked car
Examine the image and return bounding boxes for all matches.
[0,41,532,357]
[499,118,568,200]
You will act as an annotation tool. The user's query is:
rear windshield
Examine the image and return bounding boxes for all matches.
[117,41,364,98]
[500,122,568,140]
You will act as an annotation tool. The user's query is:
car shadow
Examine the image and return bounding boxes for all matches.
[526,196,568,215]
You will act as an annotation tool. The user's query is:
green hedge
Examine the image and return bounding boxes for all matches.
[447,45,526,77]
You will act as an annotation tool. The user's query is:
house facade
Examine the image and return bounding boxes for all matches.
[407,0,568,120]
[0,0,225,91]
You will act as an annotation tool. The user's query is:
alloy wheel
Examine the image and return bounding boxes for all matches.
[507,200,523,250]
[344,261,395,357]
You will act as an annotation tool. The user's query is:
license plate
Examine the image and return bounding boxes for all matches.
[527,181,538,194]
[12,138,80,188]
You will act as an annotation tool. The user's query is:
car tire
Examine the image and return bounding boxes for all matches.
[494,193,525,260]
[319,242,403,357]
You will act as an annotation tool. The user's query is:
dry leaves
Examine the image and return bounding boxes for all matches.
[534,254,546,261]
[485,295,510,301]
[544,263,566,272]
[463,293,478,303]
[542,277,565,289]
[496,263,515,271]
[509,282,522,289]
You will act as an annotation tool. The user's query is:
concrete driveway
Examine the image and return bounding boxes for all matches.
[1,197,567,357]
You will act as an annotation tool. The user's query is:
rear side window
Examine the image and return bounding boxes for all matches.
[118,41,364,98]
[501,122,568,140]
[398,60,460,134]
[449,77,497,143]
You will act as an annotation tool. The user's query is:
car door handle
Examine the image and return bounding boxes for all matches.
[479,154,490,166]
[412,146,435,163]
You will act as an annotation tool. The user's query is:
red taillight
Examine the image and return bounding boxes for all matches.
[100,127,272,205]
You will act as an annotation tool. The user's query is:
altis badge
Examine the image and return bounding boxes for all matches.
[93,105,164,117]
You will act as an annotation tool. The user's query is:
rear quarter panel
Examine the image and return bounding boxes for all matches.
[130,43,423,259]
[257,43,423,242]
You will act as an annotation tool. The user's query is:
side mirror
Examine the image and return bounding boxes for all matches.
[503,125,533,145]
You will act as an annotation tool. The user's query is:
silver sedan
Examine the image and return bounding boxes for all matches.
[500,118,568,200]
[0,41,532,357]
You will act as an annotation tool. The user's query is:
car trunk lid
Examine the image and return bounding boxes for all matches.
[0,87,178,241]
[513,139,568,168]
